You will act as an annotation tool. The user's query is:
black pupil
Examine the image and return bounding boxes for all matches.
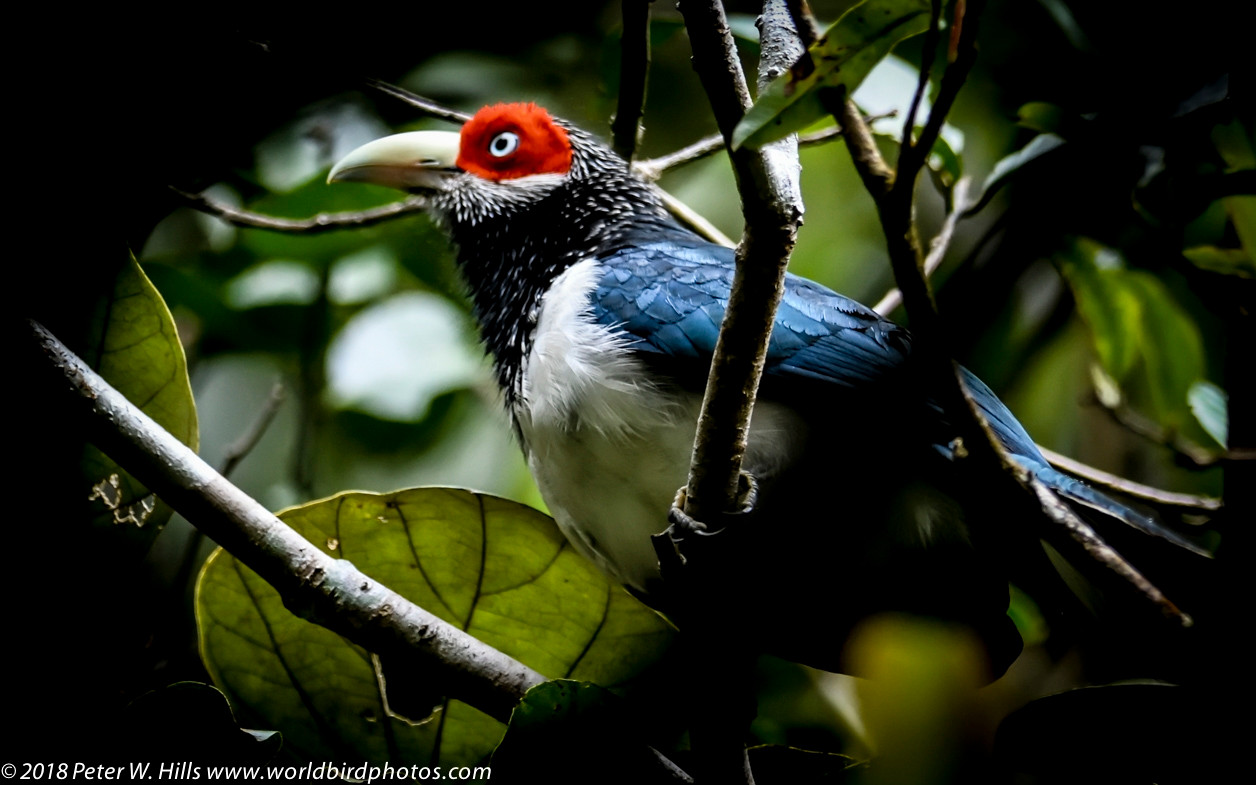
[493,134,513,154]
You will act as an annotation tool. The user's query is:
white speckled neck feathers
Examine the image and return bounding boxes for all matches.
[424,123,680,410]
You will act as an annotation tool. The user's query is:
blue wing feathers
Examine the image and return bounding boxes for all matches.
[591,240,1202,554]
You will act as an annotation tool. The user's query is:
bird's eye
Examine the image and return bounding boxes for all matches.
[488,131,520,158]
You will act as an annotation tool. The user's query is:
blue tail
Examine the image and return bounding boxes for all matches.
[962,367,1209,558]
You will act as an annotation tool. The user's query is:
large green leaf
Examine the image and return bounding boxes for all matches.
[1057,241,1141,379]
[1059,240,1204,428]
[1121,272,1206,428]
[82,252,198,542]
[196,488,674,765]
[733,0,931,150]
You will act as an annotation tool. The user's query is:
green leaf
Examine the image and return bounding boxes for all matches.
[872,127,963,192]
[82,252,198,543]
[966,133,1066,216]
[1057,241,1140,379]
[196,488,674,765]
[1188,380,1228,447]
[1016,101,1067,135]
[928,132,963,189]
[1059,240,1205,428]
[733,0,932,150]
[1122,272,1204,428]
[1182,245,1255,278]
[1211,120,1256,260]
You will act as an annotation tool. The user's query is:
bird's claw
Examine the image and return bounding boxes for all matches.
[667,470,758,539]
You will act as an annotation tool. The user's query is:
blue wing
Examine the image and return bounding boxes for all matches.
[592,239,1205,555]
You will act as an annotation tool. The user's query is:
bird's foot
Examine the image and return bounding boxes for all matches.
[652,471,760,597]
[666,470,759,537]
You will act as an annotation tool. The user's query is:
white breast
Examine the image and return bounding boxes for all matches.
[515,259,804,593]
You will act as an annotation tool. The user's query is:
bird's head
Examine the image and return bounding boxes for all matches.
[329,102,676,402]
[329,102,648,232]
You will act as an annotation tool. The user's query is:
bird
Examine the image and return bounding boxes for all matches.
[328,102,1199,676]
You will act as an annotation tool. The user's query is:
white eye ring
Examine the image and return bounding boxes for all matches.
[488,131,520,158]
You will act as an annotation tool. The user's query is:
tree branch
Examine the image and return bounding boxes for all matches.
[612,0,654,160]
[174,86,871,251]
[1025,473,1186,622]
[172,187,429,233]
[220,380,287,479]
[1036,445,1222,514]
[365,78,472,124]
[805,0,1192,621]
[676,0,804,522]
[902,0,942,149]
[873,175,973,315]
[652,186,737,247]
[29,318,546,723]
[1092,393,1254,467]
[29,319,699,779]
[633,117,890,181]
[658,3,809,782]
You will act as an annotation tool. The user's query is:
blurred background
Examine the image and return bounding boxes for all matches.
[14,0,1245,778]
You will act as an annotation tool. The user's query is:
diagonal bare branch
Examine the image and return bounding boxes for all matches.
[28,318,692,782]
[172,187,429,233]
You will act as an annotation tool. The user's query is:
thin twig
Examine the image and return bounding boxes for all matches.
[221,380,287,479]
[810,0,1191,620]
[1036,445,1223,513]
[634,135,729,180]
[897,1,978,188]
[1093,395,1254,467]
[173,187,429,233]
[834,96,896,198]
[633,113,894,181]
[1026,475,1188,623]
[612,0,653,160]
[653,186,737,247]
[873,175,972,315]
[174,379,289,611]
[901,0,942,150]
[365,79,472,124]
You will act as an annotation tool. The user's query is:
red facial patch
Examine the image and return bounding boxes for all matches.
[457,103,573,181]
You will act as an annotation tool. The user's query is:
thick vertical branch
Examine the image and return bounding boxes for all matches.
[677,0,804,522]
[665,4,807,783]
[612,0,654,160]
